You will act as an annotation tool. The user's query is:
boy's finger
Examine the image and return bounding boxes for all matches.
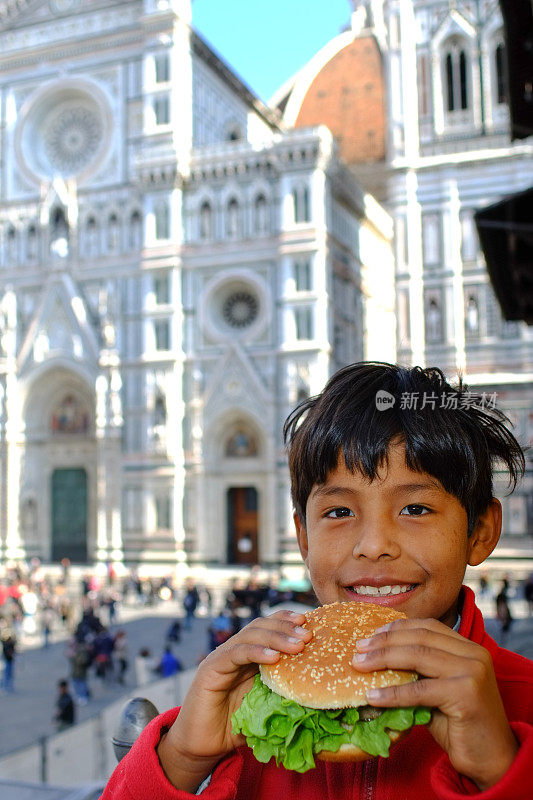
[364,675,456,709]
[238,621,312,653]
[248,613,312,640]
[352,643,481,679]
[230,642,284,666]
[212,625,310,671]
[215,642,285,672]
[355,626,475,658]
[264,609,309,626]
[371,617,461,638]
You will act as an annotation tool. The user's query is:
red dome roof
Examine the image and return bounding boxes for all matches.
[281,34,386,165]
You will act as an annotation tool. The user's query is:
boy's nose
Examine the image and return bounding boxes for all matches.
[351,522,401,561]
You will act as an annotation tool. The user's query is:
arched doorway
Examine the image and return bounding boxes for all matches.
[227,487,258,565]
[51,468,88,563]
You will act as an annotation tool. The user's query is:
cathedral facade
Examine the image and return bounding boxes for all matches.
[0,0,395,566]
[384,0,533,559]
[276,0,533,559]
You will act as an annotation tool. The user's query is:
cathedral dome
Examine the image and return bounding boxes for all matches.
[273,24,386,165]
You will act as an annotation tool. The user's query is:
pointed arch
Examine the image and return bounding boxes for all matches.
[82,214,100,257]
[226,196,240,238]
[200,199,213,240]
[205,409,265,463]
[425,294,444,344]
[253,193,268,235]
[26,222,39,262]
[22,363,95,440]
[6,224,18,263]
[444,38,470,111]
[107,211,121,253]
[431,11,478,133]
[465,291,480,338]
[129,209,143,250]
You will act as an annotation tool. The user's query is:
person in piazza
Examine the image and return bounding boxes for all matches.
[101,362,533,800]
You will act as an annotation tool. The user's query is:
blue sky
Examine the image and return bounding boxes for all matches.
[192,0,353,102]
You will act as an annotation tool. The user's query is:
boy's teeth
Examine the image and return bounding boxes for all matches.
[352,584,411,596]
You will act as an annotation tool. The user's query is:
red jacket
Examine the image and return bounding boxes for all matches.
[101,587,533,800]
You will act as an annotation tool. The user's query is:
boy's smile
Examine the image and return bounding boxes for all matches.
[295,442,501,628]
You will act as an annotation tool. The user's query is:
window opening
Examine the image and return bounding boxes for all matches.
[155,203,170,240]
[227,198,239,237]
[155,53,170,84]
[495,43,507,104]
[445,42,469,111]
[154,319,170,350]
[254,195,268,234]
[295,306,314,340]
[154,95,170,125]
[200,201,212,240]
[154,274,170,305]
[294,259,312,292]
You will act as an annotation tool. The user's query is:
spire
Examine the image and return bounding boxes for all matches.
[351,1,372,34]
[350,1,387,52]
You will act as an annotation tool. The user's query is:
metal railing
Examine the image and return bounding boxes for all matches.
[0,669,195,787]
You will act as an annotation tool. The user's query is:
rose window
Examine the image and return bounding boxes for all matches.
[222,292,258,329]
[43,105,103,174]
[16,81,111,183]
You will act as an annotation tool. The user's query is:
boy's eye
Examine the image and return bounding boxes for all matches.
[400,504,430,516]
[325,507,354,519]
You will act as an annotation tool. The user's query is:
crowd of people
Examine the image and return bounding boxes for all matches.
[1,556,532,737]
[0,560,213,728]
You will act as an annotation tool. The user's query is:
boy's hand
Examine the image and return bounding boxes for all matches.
[157,609,312,792]
[353,618,518,791]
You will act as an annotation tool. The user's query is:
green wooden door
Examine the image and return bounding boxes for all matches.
[51,468,88,563]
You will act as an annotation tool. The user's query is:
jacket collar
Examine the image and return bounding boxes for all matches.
[458,584,498,657]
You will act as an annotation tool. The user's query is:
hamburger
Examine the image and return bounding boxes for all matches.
[231,601,431,772]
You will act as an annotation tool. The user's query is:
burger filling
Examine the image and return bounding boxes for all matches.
[232,674,431,773]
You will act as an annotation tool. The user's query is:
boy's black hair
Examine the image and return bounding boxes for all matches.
[283,362,525,535]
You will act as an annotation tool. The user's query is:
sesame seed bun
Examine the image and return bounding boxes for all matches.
[260,601,418,709]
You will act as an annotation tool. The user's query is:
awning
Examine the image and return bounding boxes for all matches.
[475,187,533,324]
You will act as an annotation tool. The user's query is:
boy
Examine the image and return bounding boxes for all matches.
[102,363,533,799]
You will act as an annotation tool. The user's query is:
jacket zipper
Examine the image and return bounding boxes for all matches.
[360,758,378,800]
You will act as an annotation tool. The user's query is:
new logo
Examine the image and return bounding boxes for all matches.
[375,390,396,410]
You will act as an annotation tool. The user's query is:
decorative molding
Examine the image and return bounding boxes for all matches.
[0,32,144,70]
[0,5,138,50]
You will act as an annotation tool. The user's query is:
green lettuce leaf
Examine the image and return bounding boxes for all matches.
[232,674,430,773]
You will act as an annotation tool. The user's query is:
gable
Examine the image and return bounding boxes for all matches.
[433,9,477,49]
[203,343,269,420]
[17,273,100,374]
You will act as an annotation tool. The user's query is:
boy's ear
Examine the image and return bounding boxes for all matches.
[294,512,310,567]
[467,498,502,566]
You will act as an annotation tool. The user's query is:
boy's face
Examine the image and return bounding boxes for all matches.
[294,442,500,627]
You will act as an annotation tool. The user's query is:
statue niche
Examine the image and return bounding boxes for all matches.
[225,428,258,458]
[51,393,89,434]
